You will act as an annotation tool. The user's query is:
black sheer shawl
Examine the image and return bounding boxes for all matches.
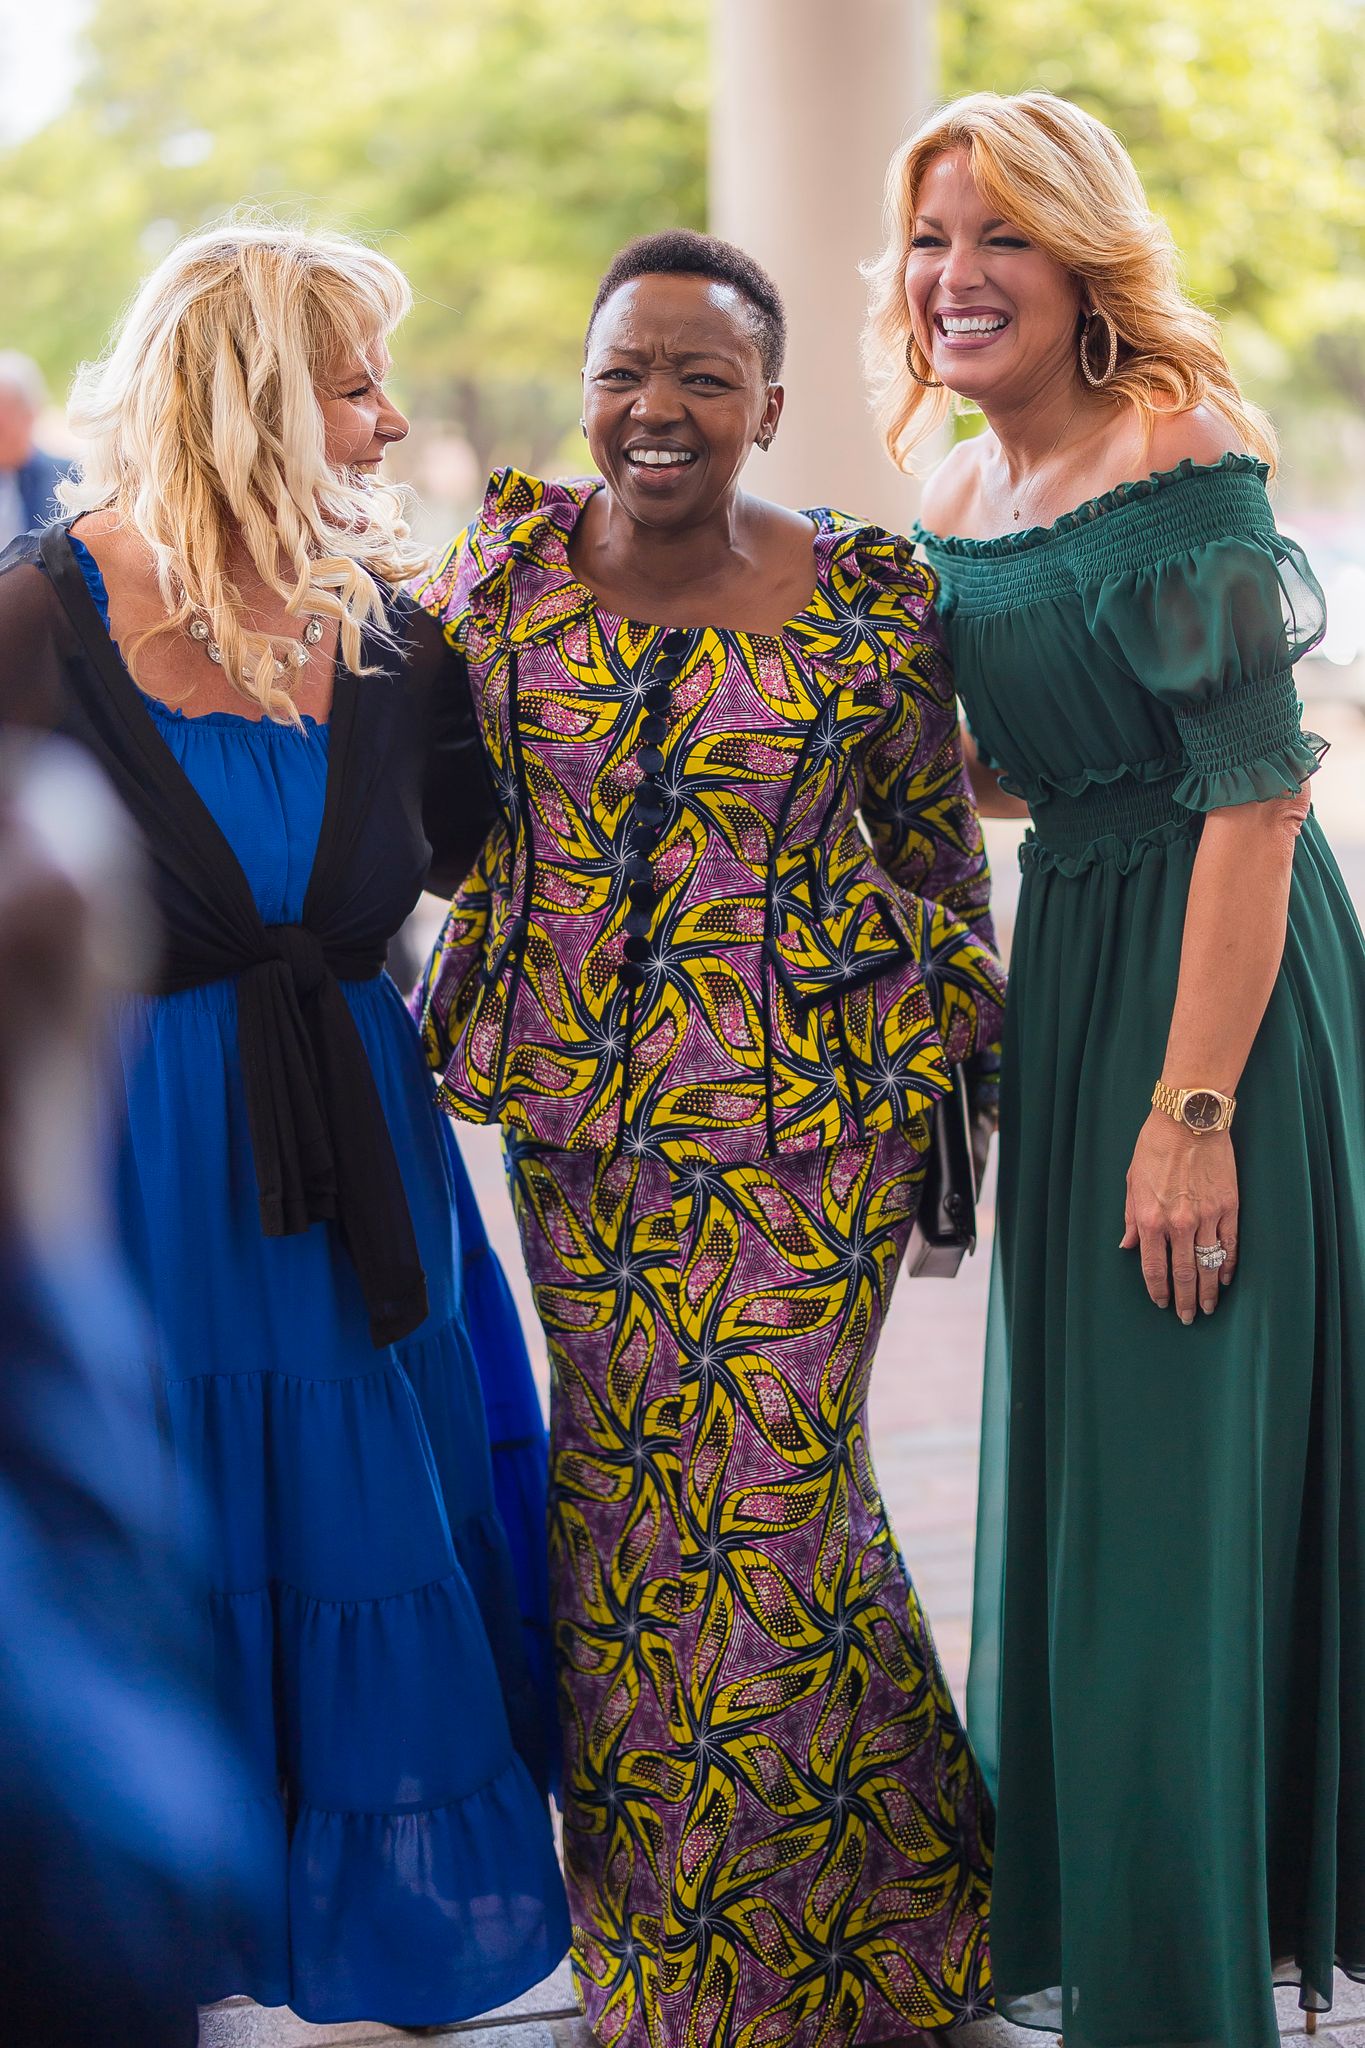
[0,526,497,1346]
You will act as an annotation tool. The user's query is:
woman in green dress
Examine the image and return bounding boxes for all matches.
[864,89,1365,2047]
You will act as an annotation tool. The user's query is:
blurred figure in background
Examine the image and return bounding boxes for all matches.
[0,352,66,547]
[0,733,248,2048]
[0,218,567,2028]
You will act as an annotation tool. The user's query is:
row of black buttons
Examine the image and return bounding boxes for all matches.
[619,628,687,990]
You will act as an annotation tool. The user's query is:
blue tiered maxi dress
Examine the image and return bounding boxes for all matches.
[70,540,569,2026]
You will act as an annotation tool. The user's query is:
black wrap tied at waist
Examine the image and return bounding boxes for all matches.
[234,925,429,1348]
[27,522,448,1353]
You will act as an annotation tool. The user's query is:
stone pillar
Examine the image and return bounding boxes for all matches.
[710,0,935,530]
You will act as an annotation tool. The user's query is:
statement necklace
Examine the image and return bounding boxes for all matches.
[188,613,323,678]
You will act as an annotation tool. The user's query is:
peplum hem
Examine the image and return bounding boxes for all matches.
[199,1756,569,2026]
[1016,750,1186,808]
[1017,719,1327,874]
[1020,815,1196,878]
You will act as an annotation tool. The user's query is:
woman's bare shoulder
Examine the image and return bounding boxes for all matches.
[1145,402,1250,471]
[917,436,987,538]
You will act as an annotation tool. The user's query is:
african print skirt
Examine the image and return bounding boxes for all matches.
[507,1131,993,2048]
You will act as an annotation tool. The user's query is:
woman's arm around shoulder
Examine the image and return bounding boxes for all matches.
[402,604,499,900]
[405,521,478,638]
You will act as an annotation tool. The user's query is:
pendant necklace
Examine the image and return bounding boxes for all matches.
[1009,403,1082,523]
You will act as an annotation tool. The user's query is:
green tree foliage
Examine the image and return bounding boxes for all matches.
[0,0,707,471]
[941,0,1365,442]
[1,0,1361,472]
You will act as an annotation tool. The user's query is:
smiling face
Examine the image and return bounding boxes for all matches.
[317,339,409,477]
[903,148,1086,407]
[582,273,782,531]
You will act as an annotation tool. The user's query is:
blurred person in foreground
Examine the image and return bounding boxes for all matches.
[0,351,67,547]
[867,89,1365,2046]
[0,734,246,2048]
[0,219,568,2027]
[412,229,1005,2047]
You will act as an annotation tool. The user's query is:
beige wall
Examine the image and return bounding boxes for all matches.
[710,0,935,532]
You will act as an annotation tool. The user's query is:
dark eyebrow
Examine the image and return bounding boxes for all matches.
[593,345,740,367]
[913,214,1015,233]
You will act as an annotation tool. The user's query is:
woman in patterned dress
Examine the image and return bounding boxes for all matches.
[414,230,1005,2048]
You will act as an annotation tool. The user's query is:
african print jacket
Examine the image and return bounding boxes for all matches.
[412,468,1004,1163]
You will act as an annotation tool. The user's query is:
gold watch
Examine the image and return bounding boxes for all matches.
[1151,1080,1236,1134]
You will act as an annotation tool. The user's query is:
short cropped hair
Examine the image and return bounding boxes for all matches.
[586,230,787,382]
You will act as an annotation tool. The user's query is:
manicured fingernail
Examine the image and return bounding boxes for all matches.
[1180,1311,1194,1325]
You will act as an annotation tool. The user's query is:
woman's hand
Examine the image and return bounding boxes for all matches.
[1121,1110,1239,1321]
[961,724,1031,820]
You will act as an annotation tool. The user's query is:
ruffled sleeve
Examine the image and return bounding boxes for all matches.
[1086,509,1327,813]
[407,523,475,639]
[812,516,1005,1096]
[406,468,599,659]
[836,521,999,953]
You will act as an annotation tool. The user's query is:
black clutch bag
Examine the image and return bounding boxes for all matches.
[905,1063,979,1279]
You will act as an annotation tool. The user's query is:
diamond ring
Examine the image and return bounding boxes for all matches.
[1195,1243,1227,1271]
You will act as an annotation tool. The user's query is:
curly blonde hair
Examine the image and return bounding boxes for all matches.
[862,90,1276,476]
[60,214,426,721]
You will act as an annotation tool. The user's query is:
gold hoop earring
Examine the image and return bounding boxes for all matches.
[1079,309,1119,388]
[905,334,942,390]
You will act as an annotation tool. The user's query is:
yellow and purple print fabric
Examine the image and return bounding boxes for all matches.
[509,1130,993,2048]
[412,470,1004,1164]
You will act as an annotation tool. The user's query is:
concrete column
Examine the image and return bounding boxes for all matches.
[710,0,935,531]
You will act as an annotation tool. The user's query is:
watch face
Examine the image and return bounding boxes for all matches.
[1182,1090,1224,1131]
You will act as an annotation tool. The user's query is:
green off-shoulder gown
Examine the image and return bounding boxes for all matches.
[918,457,1365,2048]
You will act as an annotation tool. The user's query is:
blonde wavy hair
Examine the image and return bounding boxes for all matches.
[863,90,1276,477]
[61,214,426,721]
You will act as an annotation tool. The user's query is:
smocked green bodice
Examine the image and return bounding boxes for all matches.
[915,455,1325,875]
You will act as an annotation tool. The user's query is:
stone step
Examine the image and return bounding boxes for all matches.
[197,1958,579,2048]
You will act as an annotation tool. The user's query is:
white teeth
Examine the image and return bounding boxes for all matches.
[939,315,1008,335]
[627,449,696,467]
